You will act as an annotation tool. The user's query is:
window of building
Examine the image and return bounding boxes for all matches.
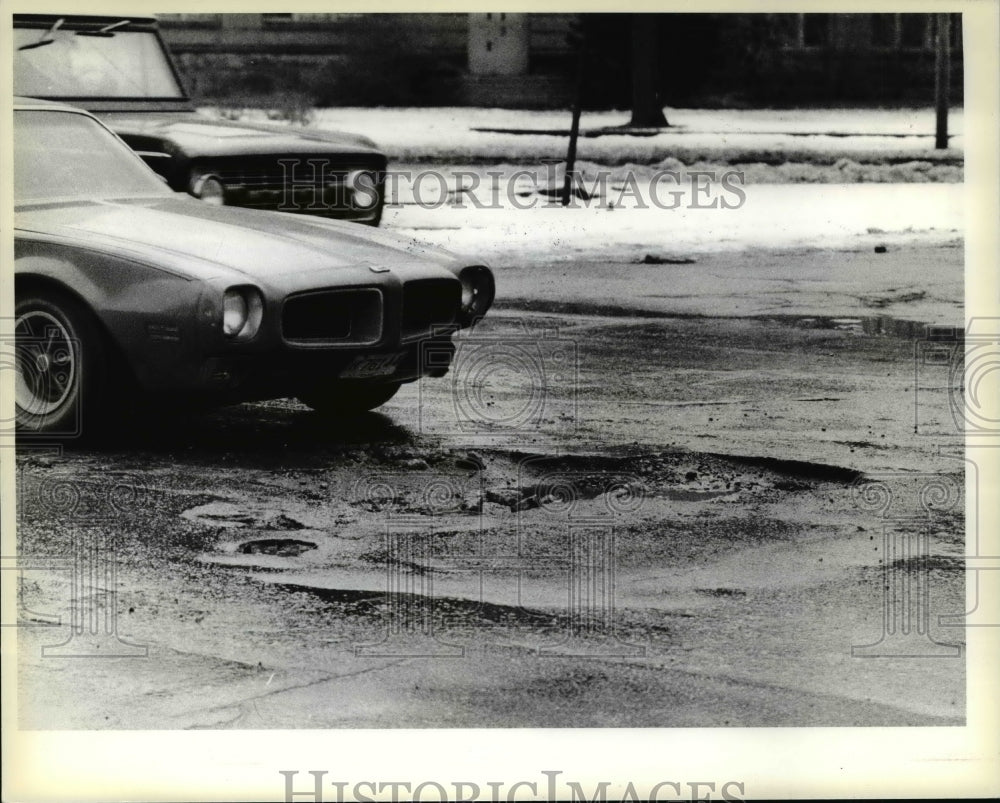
[870,14,899,48]
[949,14,963,50]
[870,13,959,51]
[928,14,964,51]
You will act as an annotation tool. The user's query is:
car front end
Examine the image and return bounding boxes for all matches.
[13,101,493,432]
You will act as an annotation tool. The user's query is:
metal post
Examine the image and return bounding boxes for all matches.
[562,21,587,206]
[935,14,951,150]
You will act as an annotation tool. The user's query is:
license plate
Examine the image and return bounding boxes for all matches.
[339,351,405,379]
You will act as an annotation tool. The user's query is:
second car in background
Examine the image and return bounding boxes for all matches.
[13,14,387,225]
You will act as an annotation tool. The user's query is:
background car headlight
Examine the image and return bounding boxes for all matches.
[222,287,264,340]
[458,265,495,328]
[346,169,379,209]
[190,173,226,206]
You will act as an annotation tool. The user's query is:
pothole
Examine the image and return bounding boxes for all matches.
[181,501,316,531]
[238,539,317,557]
[277,583,566,627]
[695,588,748,598]
[662,488,737,502]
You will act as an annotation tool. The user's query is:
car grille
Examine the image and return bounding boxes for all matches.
[208,157,384,221]
[401,279,461,339]
[282,289,382,344]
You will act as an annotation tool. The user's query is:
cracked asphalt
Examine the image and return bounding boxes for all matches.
[14,245,966,729]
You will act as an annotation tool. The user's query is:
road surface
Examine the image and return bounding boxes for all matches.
[15,243,967,728]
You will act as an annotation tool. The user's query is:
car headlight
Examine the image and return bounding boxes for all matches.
[222,287,264,340]
[457,266,495,328]
[190,173,226,206]
[346,169,379,210]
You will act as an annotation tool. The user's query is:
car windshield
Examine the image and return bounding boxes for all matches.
[13,27,184,98]
[15,109,173,202]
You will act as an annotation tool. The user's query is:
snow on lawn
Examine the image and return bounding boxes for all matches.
[381,182,963,323]
[196,106,965,321]
[206,106,964,166]
[383,183,962,265]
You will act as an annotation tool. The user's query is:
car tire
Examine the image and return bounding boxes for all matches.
[298,381,402,416]
[14,291,109,437]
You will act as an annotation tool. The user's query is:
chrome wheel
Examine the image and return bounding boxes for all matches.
[15,309,78,416]
[13,291,112,436]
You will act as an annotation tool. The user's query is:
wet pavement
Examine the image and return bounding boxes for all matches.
[14,284,968,728]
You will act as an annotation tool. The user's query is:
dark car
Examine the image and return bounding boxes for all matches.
[13,100,494,436]
[13,14,387,225]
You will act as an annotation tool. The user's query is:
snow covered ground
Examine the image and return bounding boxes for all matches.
[384,182,961,262]
[208,106,964,166]
[380,181,963,324]
[200,105,965,321]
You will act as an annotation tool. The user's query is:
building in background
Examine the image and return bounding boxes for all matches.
[157,13,963,109]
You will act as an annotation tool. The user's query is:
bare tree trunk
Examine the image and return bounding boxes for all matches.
[629,14,667,128]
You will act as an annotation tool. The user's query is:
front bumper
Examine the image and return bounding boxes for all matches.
[138,333,458,405]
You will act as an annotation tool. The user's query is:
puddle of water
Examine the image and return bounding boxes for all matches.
[497,302,952,342]
[764,314,955,340]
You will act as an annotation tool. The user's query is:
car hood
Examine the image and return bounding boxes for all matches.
[101,111,383,159]
[16,196,469,287]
